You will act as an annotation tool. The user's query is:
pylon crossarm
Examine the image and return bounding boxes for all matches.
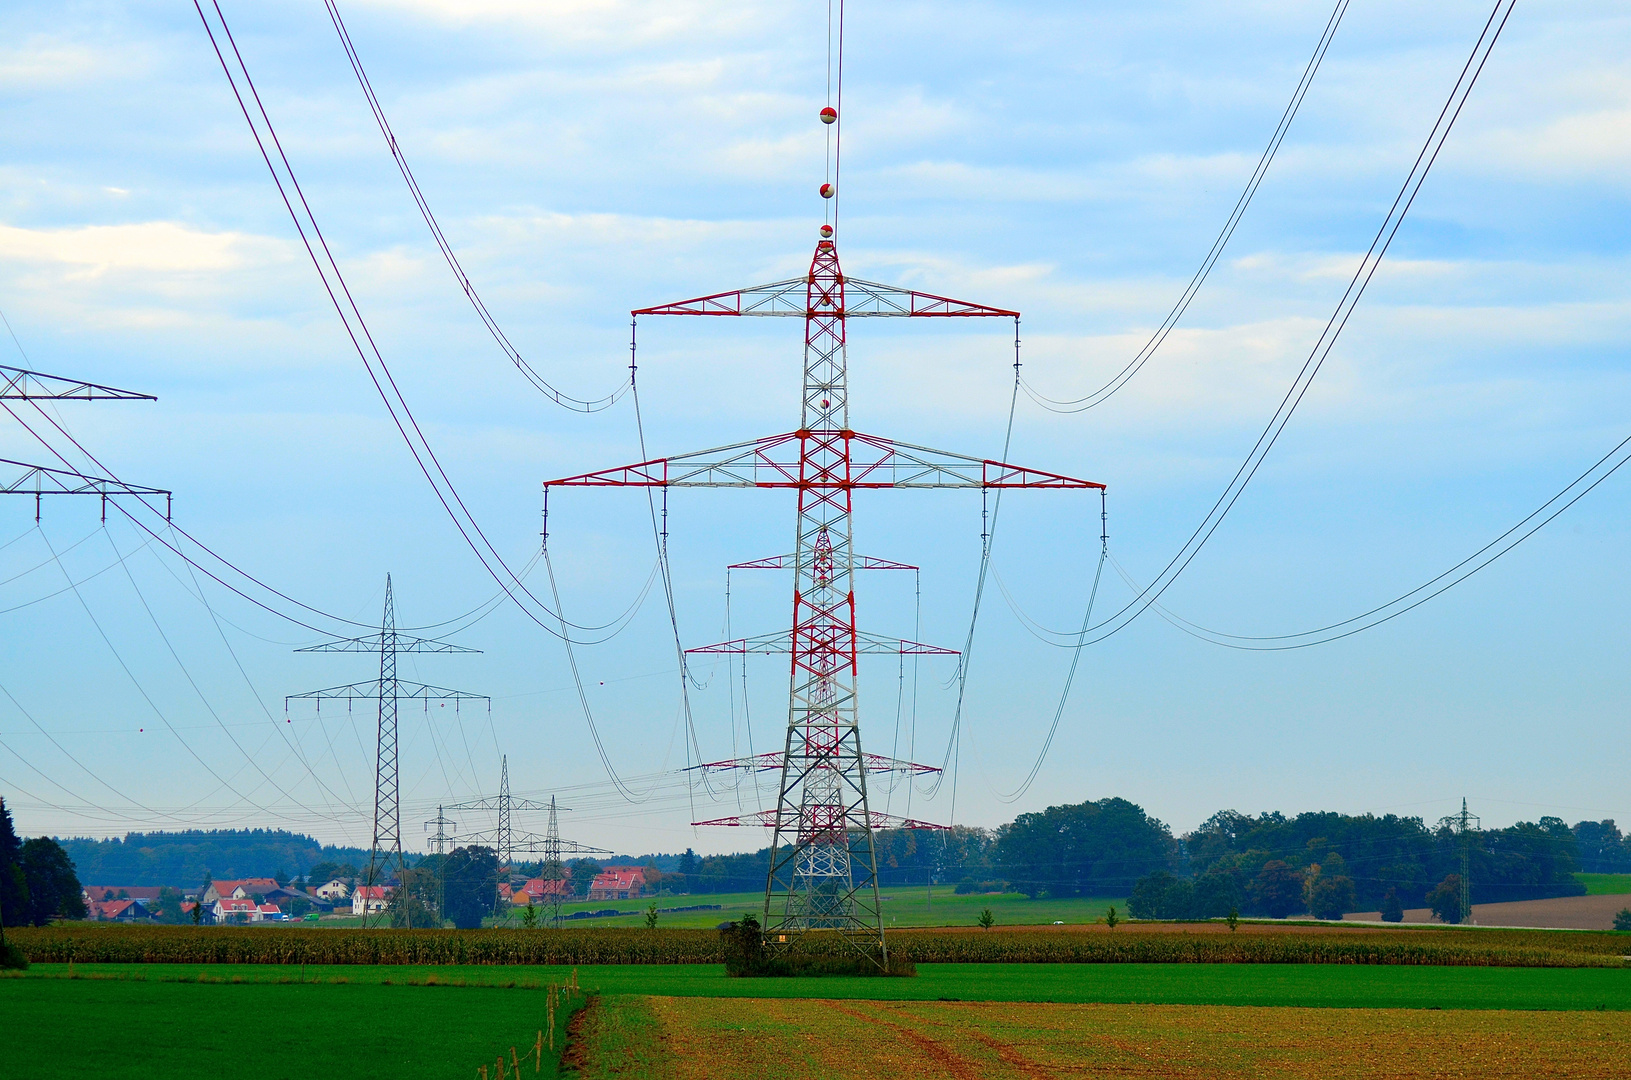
[545,430,1102,490]
[694,808,947,830]
[633,277,1017,319]
[297,634,480,654]
[690,751,939,776]
[0,458,170,498]
[0,365,156,401]
[686,628,956,656]
[731,552,915,571]
[285,680,489,702]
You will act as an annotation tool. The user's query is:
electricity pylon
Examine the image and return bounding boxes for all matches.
[499,797,612,927]
[286,575,487,926]
[1439,797,1481,924]
[446,770,613,920]
[423,806,457,923]
[0,364,169,521]
[545,99,1105,959]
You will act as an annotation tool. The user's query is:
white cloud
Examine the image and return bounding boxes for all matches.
[0,220,290,278]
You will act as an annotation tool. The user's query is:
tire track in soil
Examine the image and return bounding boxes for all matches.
[826,1000,1000,1080]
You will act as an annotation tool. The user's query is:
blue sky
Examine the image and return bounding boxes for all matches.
[1,0,1629,856]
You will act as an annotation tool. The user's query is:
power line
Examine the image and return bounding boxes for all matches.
[321,0,633,413]
[1021,0,1352,414]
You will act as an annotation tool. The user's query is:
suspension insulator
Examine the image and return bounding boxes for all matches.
[819,224,833,238]
[820,106,837,124]
[820,183,835,199]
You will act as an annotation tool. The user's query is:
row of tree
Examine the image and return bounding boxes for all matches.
[59,829,371,887]
[1,798,87,928]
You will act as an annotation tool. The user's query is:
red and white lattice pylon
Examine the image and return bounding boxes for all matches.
[545,78,1104,960]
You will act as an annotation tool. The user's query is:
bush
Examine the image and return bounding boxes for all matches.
[1614,909,1631,932]
[1380,888,1404,923]
[719,914,914,977]
[1,941,26,970]
[1426,875,1464,925]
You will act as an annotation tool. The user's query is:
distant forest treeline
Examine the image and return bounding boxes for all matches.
[58,830,372,887]
[601,799,1628,915]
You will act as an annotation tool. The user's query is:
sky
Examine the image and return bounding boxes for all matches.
[1,0,1629,858]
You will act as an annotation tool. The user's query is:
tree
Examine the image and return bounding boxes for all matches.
[1127,871,1177,920]
[1426,874,1464,924]
[387,865,439,928]
[21,838,85,925]
[1247,860,1304,919]
[676,848,699,879]
[1614,909,1631,932]
[1303,854,1357,920]
[152,887,186,924]
[569,859,602,900]
[0,797,29,932]
[1193,869,1243,919]
[996,797,1175,898]
[977,908,995,930]
[441,846,498,929]
[645,903,659,930]
[1380,887,1404,923]
[522,900,539,929]
[1104,905,1119,930]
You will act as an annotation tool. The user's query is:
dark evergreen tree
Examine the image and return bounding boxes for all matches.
[20,838,85,925]
[1426,875,1464,924]
[1380,887,1404,923]
[0,797,29,930]
[441,846,498,929]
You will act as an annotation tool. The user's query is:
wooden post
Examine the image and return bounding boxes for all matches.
[510,1047,521,1076]
[534,1030,543,1073]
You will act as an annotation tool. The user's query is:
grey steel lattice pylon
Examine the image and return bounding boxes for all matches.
[286,575,486,927]
[1440,797,1481,924]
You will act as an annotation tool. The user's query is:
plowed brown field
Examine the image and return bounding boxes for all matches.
[573,995,1631,1079]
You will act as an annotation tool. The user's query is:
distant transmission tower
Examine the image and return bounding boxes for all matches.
[447,756,562,916]
[544,8,1106,963]
[0,364,170,520]
[1439,797,1480,924]
[287,575,487,927]
[424,806,457,923]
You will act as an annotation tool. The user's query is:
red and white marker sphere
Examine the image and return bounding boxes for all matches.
[820,106,838,124]
[819,224,834,238]
[820,183,835,199]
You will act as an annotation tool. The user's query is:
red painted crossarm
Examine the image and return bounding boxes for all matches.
[688,752,940,776]
[694,808,948,829]
[632,277,1018,319]
[544,431,1103,491]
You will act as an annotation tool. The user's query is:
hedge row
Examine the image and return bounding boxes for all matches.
[10,924,1624,968]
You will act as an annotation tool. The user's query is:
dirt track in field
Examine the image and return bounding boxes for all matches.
[1345,894,1631,930]
[575,996,1631,1079]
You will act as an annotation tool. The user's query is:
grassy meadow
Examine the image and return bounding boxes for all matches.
[1576,874,1631,896]
[499,885,1128,929]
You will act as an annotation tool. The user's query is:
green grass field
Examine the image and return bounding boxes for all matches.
[0,974,586,1080]
[504,885,1126,929]
[14,961,1631,1010]
[1577,874,1631,896]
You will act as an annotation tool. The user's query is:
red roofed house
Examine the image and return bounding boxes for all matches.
[203,878,280,905]
[257,903,285,922]
[213,897,257,924]
[84,885,165,905]
[351,885,390,917]
[512,878,570,905]
[90,898,153,921]
[588,867,648,901]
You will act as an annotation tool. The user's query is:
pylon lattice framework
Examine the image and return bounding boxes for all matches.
[0,364,170,521]
[547,254,1103,959]
[287,574,487,927]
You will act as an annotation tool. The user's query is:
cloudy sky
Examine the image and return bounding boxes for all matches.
[1,0,1629,855]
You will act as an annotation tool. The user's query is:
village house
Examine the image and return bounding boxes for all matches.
[351,885,390,917]
[83,885,166,906]
[213,897,257,924]
[88,898,153,921]
[587,867,649,901]
[203,878,280,905]
[313,878,351,901]
[512,878,569,906]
